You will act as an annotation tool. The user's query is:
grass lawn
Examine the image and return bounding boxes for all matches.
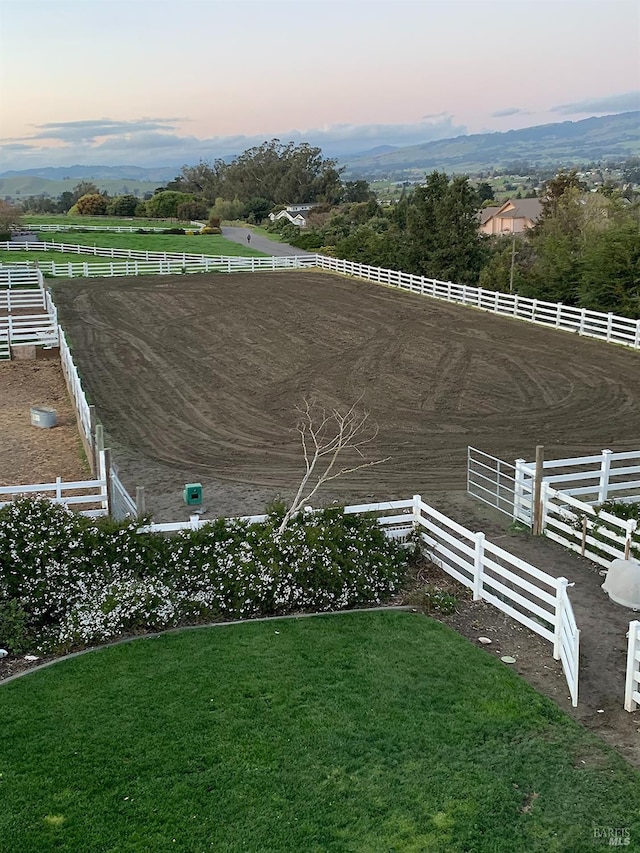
[0,232,266,267]
[23,215,195,229]
[2,611,638,853]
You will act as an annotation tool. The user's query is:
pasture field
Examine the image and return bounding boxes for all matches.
[0,232,266,262]
[51,270,640,521]
[2,612,639,853]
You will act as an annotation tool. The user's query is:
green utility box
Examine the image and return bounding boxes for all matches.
[183,483,203,506]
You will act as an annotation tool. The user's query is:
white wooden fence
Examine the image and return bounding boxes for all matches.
[3,242,637,349]
[0,449,109,517]
[541,485,639,569]
[22,224,177,233]
[625,621,640,712]
[140,494,580,706]
[58,326,93,449]
[518,449,640,505]
[313,255,640,350]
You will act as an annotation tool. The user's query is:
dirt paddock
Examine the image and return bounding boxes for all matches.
[52,270,640,521]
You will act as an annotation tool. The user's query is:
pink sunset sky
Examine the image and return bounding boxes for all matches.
[0,0,638,169]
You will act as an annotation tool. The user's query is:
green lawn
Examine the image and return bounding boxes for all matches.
[2,611,638,853]
[0,232,266,266]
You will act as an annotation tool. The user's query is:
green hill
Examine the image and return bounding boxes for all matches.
[343,111,640,177]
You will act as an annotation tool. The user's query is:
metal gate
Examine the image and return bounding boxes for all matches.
[110,469,138,520]
[467,447,533,525]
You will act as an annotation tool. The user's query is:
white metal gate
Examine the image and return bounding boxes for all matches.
[467,447,533,525]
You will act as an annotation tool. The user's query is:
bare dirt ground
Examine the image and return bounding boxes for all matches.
[0,356,89,487]
[7,270,640,767]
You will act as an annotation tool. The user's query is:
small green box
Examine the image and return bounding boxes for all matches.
[183,483,203,506]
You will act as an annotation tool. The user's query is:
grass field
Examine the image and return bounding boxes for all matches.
[2,611,638,853]
[0,232,266,266]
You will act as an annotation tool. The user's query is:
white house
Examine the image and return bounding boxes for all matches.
[268,203,319,228]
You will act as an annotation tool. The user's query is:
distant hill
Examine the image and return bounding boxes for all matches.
[342,112,640,177]
[0,165,180,201]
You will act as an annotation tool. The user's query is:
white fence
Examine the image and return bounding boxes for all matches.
[519,449,640,505]
[0,266,44,287]
[0,452,109,518]
[141,495,579,705]
[1,243,638,349]
[625,621,640,712]
[313,255,640,350]
[22,224,177,233]
[58,326,93,449]
[541,485,639,569]
[0,313,58,347]
[0,289,46,311]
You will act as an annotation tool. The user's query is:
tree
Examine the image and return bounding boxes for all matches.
[145,191,197,219]
[75,193,108,216]
[107,195,139,217]
[71,181,100,204]
[57,191,74,213]
[277,397,388,536]
[176,199,209,221]
[476,182,495,203]
[177,140,344,206]
[401,172,487,283]
[0,200,22,235]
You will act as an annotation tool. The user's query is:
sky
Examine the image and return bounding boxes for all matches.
[0,0,638,171]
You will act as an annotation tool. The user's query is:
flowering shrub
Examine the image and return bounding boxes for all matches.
[0,498,408,653]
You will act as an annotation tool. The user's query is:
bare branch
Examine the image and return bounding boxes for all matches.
[277,396,388,536]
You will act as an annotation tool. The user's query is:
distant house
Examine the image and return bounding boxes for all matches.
[479,198,542,236]
[268,203,319,228]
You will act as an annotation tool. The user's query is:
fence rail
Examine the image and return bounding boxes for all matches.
[520,449,640,505]
[0,468,108,517]
[625,621,640,712]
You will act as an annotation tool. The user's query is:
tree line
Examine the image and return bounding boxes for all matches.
[3,141,639,318]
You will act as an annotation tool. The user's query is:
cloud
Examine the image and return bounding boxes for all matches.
[491,107,529,118]
[551,92,640,115]
[0,114,468,171]
[28,118,186,143]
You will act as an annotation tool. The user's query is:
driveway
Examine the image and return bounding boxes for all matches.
[221,226,312,257]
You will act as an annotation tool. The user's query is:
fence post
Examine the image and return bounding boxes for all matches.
[624,519,637,561]
[55,476,62,502]
[598,449,612,503]
[553,577,568,660]
[624,620,640,712]
[473,532,485,601]
[513,459,526,523]
[103,448,113,517]
[136,486,146,519]
[412,494,422,526]
[532,444,544,535]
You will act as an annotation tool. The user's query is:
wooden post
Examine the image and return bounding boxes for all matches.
[532,445,544,535]
[136,486,146,519]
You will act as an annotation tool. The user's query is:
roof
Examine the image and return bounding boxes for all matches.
[494,198,542,221]
[480,206,500,225]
